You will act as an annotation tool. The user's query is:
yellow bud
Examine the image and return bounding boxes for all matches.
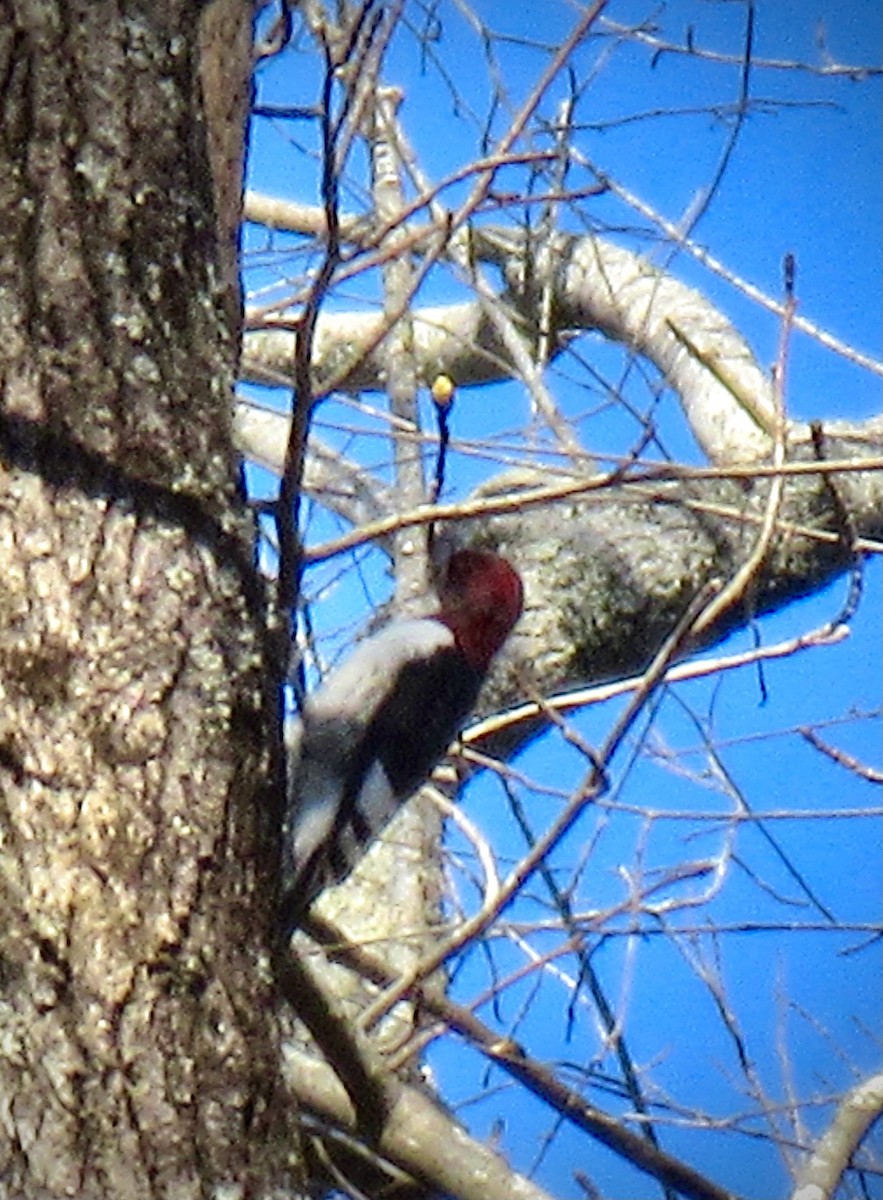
[430,374,455,407]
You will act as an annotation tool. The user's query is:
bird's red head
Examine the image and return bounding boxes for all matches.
[437,548,523,672]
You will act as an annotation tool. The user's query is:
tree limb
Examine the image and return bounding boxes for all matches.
[789,1072,883,1200]
[303,915,747,1200]
[282,1044,560,1200]
[240,197,881,471]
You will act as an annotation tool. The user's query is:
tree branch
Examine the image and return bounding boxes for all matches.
[789,1072,883,1200]
[304,915,747,1200]
[282,1044,560,1200]
[241,196,883,472]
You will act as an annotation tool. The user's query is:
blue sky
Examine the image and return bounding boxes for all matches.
[245,3,881,1197]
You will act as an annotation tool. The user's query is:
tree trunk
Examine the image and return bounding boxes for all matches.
[0,3,301,1195]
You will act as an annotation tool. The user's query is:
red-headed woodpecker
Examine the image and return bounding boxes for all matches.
[281,549,523,924]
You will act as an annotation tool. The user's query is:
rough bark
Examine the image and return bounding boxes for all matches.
[2,5,874,1198]
[0,3,302,1196]
[464,426,882,739]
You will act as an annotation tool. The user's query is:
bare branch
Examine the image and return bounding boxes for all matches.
[242,211,881,469]
[789,1072,883,1200]
[305,915,749,1200]
[282,1044,561,1200]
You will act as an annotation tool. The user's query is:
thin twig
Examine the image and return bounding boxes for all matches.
[798,728,883,784]
[464,622,847,747]
[304,914,746,1200]
[275,33,347,680]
